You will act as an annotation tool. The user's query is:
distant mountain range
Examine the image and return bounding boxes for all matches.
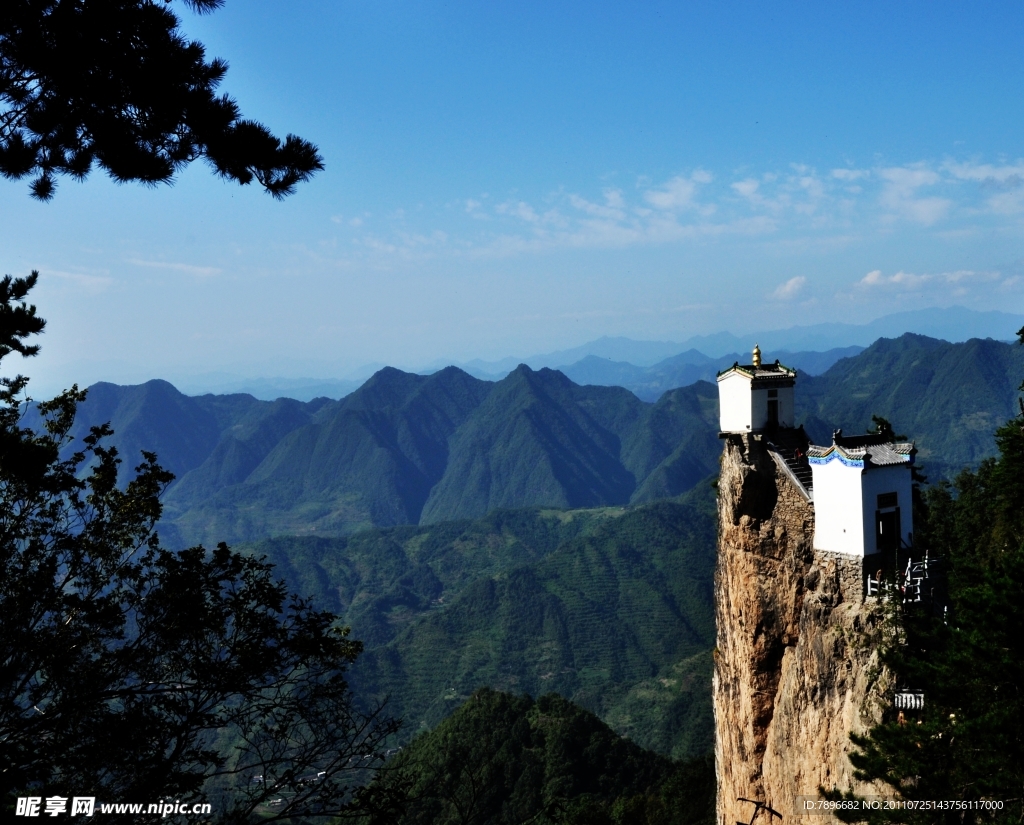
[798,334,1024,478]
[556,345,863,401]
[435,305,1024,376]
[82,305,1022,402]
[44,365,722,547]
[175,374,365,401]
[46,332,1024,548]
[176,345,862,403]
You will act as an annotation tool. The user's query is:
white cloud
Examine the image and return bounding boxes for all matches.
[831,168,869,181]
[943,160,1024,214]
[338,155,1024,265]
[858,268,1000,291]
[464,199,490,221]
[878,166,951,225]
[859,269,931,289]
[496,200,541,223]
[126,259,221,277]
[732,179,760,199]
[795,172,824,201]
[729,167,828,218]
[771,276,807,300]
[568,190,626,220]
[986,191,1024,214]
[943,160,1024,186]
[604,188,625,209]
[44,269,114,292]
[644,171,712,210]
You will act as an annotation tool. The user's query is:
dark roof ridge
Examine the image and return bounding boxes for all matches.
[716,359,797,379]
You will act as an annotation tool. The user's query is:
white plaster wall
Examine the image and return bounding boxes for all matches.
[718,373,752,432]
[860,464,914,551]
[811,459,865,556]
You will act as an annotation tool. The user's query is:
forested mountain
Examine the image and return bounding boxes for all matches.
[365,688,715,825]
[49,365,719,546]
[796,334,1024,479]
[48,333,1024,547]
[418,366,719,523]
[246,490,718,760]
[165,366,494,545]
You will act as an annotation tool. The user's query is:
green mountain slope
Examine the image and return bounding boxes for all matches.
[165,366,493,545]
[354,500,714,752]
[624,382,720,503]
[164,396,317,505]
[249,505,626,649]
[243,492,717,759]
[160,365,718,544]
[53,380,236,481]
[796,334,1024,477]
[367,688,715,825]
[601,650,714,762]
[420,367,642,522]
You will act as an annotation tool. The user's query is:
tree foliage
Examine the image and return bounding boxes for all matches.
[830,403,1024,822]
[362,688,714,825]
[0,273,399,822]
[0,0,323,199]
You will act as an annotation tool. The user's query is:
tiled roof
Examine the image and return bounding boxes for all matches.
[865,443,915,465]
[808,439,915,468]
[716,360,796,380]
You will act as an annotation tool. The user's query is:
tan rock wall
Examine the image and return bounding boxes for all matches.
[715,434,888,825]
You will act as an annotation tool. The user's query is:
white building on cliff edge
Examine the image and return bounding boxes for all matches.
[808,434,915,558]
[717,344,916,560]
[716,344,796,432]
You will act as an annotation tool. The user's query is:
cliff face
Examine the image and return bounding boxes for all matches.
[714,434,887,825]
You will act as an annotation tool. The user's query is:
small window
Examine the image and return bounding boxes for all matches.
[877,492,898,509]
[767,389,778,398]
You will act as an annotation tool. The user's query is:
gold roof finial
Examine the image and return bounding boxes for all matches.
[752,342,762,368]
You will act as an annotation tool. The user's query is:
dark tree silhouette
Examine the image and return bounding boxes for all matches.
[0,0,322,199]
[0,273,400,822]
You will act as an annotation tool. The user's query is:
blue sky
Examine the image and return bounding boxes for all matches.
[2,1,1024,394]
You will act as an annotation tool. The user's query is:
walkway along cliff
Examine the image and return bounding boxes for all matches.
[713,345,915,825]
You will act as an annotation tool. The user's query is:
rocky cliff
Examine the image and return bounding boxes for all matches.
[714,433,889,825]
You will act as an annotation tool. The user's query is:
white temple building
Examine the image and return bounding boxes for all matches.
[716,344,796,433]
[717,344,916,560]
[808,435,915,558]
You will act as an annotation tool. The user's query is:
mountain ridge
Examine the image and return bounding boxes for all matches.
[427,305,1022,377]
[46,331,1024,547]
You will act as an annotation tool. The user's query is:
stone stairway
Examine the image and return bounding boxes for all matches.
[765,427,813,497]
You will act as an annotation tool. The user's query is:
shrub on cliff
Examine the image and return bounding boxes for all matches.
[832,399,1024,822]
